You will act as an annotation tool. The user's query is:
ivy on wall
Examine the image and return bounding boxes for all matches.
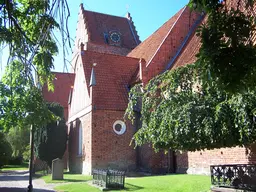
[126,0,256,151]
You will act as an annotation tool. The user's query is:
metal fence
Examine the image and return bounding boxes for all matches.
[92,169,125,189]
[210,164,256,191]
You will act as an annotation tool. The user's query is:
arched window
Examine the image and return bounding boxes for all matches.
[78,123,83,155]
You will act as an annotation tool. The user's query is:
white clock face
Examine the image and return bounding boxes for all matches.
[110,32,121,43]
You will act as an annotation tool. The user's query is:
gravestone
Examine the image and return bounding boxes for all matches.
[52,158,64,180]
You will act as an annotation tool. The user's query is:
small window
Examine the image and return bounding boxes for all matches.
[78,123,83,155]
[113,120,126,135]
[104,32,109,44]
[68,89,73,104]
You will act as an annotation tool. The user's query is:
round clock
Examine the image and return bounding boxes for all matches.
[110,32,121,43]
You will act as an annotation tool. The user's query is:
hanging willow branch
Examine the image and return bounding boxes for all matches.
[0,0,71,130]
[126,0,256,152]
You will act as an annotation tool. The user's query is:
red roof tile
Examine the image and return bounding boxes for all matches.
[83,9,139,50]
[42,72,75,120]
[172,17,206,69]
[127,7,185,63]
[172,0,256,69]
[81,51,139,110]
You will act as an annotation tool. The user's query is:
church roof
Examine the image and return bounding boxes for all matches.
[171,18,206,69]
[42,72,75,120]
[81,51,139,110]
[127,7,184,64]
[127,6,203,85]
[82,9,140,50]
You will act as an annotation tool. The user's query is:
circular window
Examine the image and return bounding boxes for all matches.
[110,32,121,43]
[113,120,126,135]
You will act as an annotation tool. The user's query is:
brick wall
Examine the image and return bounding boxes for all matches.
[91,109,136,171]
[176,144,256,175]
[68,113,92,174]
[80,113,92,174]
[69,112,92,174]
[137,144,170,173]
[87,42,132,56]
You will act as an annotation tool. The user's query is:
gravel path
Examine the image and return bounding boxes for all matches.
[0,170,57,192]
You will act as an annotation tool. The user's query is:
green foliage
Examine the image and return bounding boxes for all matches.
[0,61,56,130]
[0,132,12,168]
[125,0,256,152]
[34,102,67,168]
[126,64,256,151]
[7,126,30,158]
[22,145,31,162]
[0,0,70,131]
[188,0,256,93]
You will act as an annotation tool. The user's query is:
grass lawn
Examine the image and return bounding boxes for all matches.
[1,163,29,171]
[54,174,211,192]
[41,172,92,183]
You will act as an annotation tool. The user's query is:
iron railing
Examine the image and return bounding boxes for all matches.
[92,169,125,189]
[210,164,256,191]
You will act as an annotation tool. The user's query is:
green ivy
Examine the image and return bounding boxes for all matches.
[126,0,256,152]
[126,63,256,151]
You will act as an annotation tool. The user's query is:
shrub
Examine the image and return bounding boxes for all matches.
[0,132,12,168]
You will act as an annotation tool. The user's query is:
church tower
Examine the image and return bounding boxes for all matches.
[71,4,140,72]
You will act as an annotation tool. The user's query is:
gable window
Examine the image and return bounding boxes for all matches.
[113,120,126,135]
[78,123,83,155]
[104,32,109,44]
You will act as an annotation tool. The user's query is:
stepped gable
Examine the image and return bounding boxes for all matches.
[82,9,139,50]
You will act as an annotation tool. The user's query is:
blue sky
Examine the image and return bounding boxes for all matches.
[0,0,189,76]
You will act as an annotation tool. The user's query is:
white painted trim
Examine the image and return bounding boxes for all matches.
[146,6,187,67]
[113,120,126,135]
[68,105,92,123]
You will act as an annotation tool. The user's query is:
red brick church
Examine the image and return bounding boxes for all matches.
[43,2,256,175]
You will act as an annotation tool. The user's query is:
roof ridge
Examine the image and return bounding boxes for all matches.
[83,50,140,60]
[83,9,127,20]
[126,6,186,63]
[146,6,187,67]
[164,12,205,71]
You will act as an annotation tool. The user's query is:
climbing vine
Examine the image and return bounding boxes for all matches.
[191,0,256,92]
[126,64,256,151]
[126,0,256,151]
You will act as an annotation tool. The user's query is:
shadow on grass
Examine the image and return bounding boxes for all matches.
[123,183,144,191]
[54,178,90,182]
[0,170,29,175]
[0,187,55,192]
[0,175,29,181]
